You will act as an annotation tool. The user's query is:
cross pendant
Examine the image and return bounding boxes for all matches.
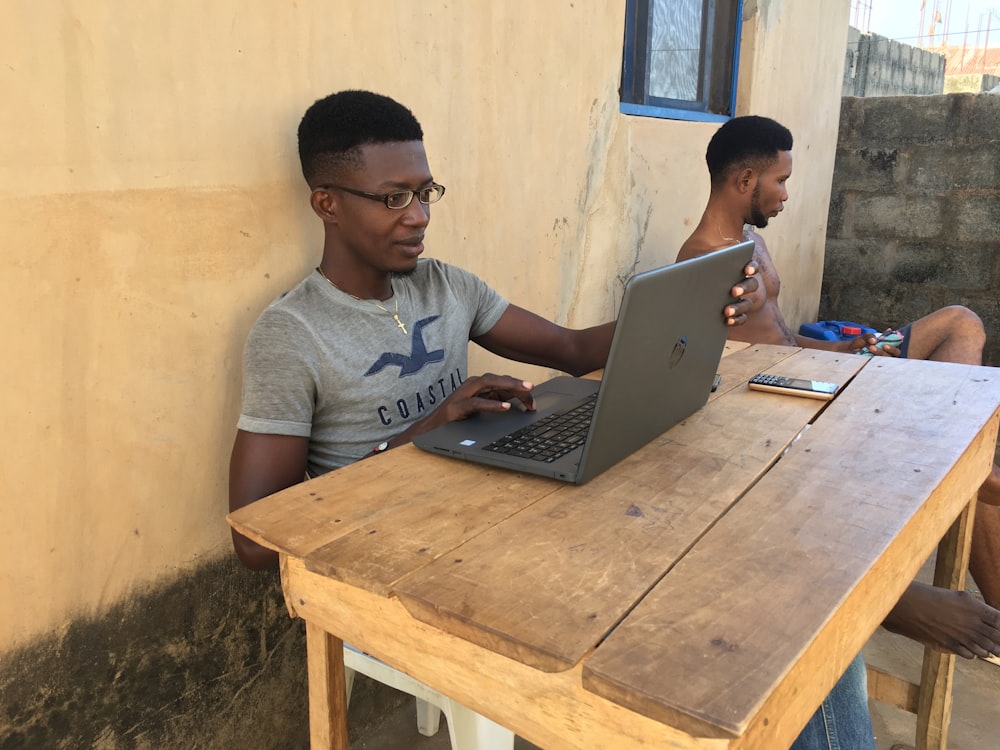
[393,315,408,334]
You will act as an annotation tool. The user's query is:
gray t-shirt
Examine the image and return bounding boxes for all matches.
[237,258,509,477]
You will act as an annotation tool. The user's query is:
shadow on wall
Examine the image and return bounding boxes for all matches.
[0,554,422,749]
[0,556,308,749]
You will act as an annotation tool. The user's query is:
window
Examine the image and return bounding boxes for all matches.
[621,0,743,122]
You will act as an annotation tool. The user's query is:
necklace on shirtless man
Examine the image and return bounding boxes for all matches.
[717,223,748,244]
[315,266,408,334]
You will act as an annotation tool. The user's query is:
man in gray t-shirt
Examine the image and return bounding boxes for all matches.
[229,90,757,570]
[239,258,509,478]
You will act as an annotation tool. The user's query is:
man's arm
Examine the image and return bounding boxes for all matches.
[474,279,759,377]
[345,284,761,457]
[474,305,616,377]
[228,430,309,569]
[681,230,878,351]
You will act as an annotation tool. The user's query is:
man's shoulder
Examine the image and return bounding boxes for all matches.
[680,227,769,260]
[248,273,328,338]
[260,273,320,313]
[406,257,494,297]
[412,257,480,282]
[678,230,726,262]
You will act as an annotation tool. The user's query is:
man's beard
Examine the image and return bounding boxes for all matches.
[749,184,769,228]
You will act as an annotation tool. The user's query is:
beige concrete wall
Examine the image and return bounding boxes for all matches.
[0,0,850,650]
[737,0,852,329]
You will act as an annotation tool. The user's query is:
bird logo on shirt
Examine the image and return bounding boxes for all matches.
[364,315,445,377]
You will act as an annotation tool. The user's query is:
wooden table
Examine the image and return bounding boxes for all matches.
[229,344,1000,750]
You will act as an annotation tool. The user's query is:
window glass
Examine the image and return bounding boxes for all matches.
[621,0,742,122]
[649,0,703,101]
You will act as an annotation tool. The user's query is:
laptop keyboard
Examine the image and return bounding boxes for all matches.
[482,393,597,463]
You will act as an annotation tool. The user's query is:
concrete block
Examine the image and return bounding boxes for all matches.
[891,241,995,290]
[851,194,943,239]
[821,237,895,281]
[947,93,1000,139]
[954,194,1000,243]
[908,145,1000,191]
[830,147,900,192]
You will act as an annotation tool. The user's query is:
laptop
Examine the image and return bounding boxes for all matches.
[413,240,755,484]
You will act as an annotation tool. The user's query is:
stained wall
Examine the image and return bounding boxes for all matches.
[0,1,851,745]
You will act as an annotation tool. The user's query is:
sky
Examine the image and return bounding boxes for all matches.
[857,0,1000,46]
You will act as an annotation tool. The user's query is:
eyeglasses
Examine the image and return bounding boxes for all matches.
[318,182,446,209]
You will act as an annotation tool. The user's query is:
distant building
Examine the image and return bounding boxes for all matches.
[931,44,1000,92]
[934,44,1000,75]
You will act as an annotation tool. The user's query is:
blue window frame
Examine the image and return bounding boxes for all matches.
[621,0,743,122]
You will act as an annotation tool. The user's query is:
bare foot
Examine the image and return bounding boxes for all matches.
[882,581,1000,659]
[978,464,1000,506]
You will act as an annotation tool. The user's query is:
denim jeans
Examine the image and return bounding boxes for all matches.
[791,653,875,750]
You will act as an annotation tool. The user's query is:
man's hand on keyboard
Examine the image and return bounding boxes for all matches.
[425,374,536,426]
[376,374,536,452]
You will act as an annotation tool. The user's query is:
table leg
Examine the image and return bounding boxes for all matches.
[306,620,350,750]
[915,497,977,750]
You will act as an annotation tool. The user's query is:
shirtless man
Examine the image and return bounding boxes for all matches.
[679,114,1000,657]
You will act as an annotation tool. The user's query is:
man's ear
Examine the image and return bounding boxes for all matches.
[735,167,756,195]
[310,187,339,224]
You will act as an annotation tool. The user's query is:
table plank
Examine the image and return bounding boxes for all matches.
[582,358,1000,743]
[304,463,560,595]
[227,439,560,563]
[390,349,868,672]
[285,556,729,750]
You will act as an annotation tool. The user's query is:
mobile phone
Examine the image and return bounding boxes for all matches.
[748,373,840,400]
[857,329,904,358]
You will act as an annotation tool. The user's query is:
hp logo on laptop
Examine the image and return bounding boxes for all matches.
[668,336,687,368]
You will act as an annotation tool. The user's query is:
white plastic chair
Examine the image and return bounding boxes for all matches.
[343,644,515,749]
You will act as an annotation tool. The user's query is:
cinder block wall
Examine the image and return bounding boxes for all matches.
[822,93,1000,367]
[843,30,945,97]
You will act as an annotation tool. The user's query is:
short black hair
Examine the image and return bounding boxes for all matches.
[297,90,424,186]
[706,116,793,184]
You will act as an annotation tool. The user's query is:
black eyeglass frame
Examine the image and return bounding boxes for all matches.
[317,182,446,209]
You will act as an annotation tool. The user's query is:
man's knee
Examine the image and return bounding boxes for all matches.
[940,305,985,335]
[908,305,985,363]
